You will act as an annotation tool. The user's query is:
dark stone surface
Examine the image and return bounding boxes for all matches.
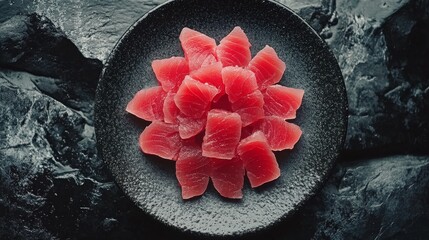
[245,155,429,240]
[0,0,429,239]
[301,0,429,154]
[0,13,102,119]
[309,155,429,239]
[0,0,167,62]
[0,13,102,87]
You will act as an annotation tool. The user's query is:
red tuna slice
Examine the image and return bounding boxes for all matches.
[202,109,242,159]
[163,91,179,124]
[237,131,280,188]
[263,85,304,119]
[254,116,302,151]
[152,57,189,92]
[180,27,217,71]
[174,76,218,118]
[222,66,258,103]
[126,86,166,121]
[177,114,206,139]
[190,62,224,101]
[247,45,286,90]
[211,94,232,112]
[211,157,244,199]
[232,90,264,127]
[176,144,211,199]
[216,26,251,67]
[139,121,181,160]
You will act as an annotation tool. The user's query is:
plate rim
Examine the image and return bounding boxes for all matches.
[95,0,348,236]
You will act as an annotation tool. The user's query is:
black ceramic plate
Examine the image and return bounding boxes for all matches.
[95,0,347,237]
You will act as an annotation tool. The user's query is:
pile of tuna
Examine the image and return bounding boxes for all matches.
[126,27,304,199]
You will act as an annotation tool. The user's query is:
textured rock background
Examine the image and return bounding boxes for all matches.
[0,0,428,239]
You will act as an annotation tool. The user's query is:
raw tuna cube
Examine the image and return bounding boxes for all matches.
[222,66,258,103]
[216,26,251,67]
[126,86,166,121]
[152,57,189,92]
[237,131,280,188]
[211,157,244,199]
[177,114,207,139]
[180,27,217,71]
[202,109,242,159]
[176,144,211,199]
[248,45,286,90]
[163,91,179,124]
[139,121,181,160]
[254,116,302,151]
[263,85,304,119]
[232,90,264,127]
[190,62,224,101]
[174,76,218,118]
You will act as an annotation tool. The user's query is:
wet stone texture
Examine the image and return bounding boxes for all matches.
[293,0,429,154]
[0,0,428,239]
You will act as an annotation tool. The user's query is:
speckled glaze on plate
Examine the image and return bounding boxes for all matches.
[95,0,347,237]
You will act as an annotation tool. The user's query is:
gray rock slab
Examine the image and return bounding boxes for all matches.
[246,155,429,239]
